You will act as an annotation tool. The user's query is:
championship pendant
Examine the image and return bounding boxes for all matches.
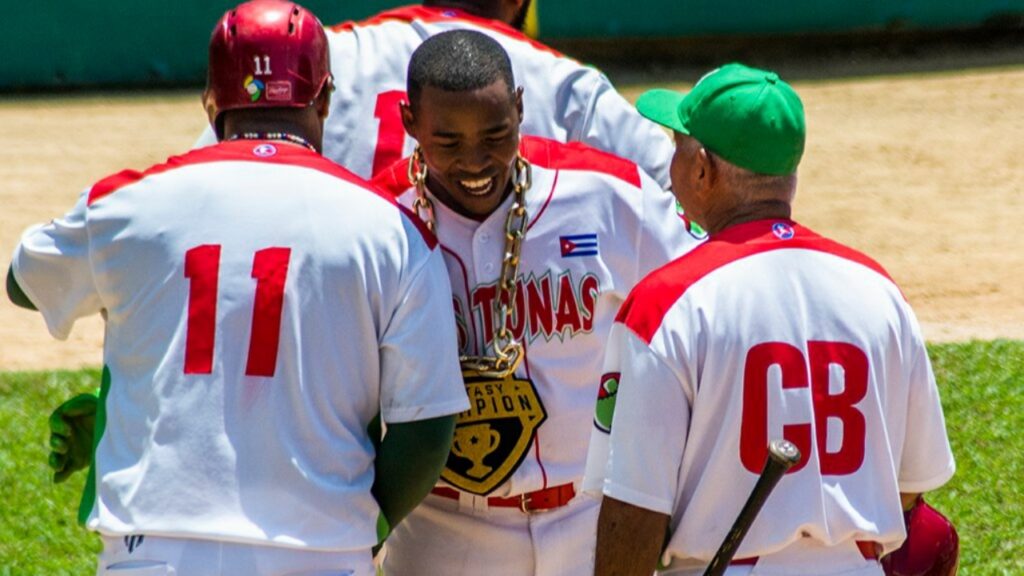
[441,374,547,495]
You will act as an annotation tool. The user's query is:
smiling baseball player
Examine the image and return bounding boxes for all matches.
[195,0,674,187]
[7,2,466,574]
[368,30,701,575]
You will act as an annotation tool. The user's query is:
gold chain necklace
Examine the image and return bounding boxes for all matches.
[409,147,532,378]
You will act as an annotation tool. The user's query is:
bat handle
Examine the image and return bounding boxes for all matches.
[702,440,802,576]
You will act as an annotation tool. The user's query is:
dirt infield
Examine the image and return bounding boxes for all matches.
[2,65,1022,371]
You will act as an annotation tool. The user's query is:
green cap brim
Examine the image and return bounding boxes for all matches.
[636,89,689,134]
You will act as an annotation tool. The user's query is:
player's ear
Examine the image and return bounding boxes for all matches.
[694,146,719,201]
[514,86,524,125]
[318,77,334,118]
[696,146,712,184]
[202,91,219,136]
[315,81,332,122]
[400,100,417,137]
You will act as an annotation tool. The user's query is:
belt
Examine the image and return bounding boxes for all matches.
[430,484,576,513]
[730,540,879,566]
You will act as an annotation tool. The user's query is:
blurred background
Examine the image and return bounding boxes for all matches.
[4,0,1024,90]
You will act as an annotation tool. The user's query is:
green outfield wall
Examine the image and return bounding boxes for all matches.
[3,0,1023,89]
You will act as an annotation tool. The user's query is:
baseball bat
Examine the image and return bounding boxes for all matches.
[702,439,803,576]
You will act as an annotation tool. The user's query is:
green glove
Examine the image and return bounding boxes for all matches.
[48,390,98,483]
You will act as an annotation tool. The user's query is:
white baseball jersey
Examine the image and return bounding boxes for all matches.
[583,220,955,568]
[373,135,700,498]
[12,140,468,551]
[195,5,674,187]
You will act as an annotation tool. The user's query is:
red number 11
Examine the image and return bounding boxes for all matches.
[184,245,291,377]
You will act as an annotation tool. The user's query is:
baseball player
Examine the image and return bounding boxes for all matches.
[583,63,957,576]
[195,0,675,187]
[7,2,467,574]
[369,30,701,575]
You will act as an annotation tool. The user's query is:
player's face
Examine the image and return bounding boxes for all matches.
[404,80,524,219]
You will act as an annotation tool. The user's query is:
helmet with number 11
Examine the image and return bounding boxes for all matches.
[203,0,332,137]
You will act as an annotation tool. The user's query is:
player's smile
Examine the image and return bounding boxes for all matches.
[403,80,524,219]
[458,175,496,196]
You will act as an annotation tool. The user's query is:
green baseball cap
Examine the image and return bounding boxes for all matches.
[637,63,805,175]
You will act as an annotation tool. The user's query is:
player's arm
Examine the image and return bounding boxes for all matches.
[878,312,959,572]
[376,227,468,535]
[596,498,669,576]
[11,189,104,340]
[6,266,36,310]
[587,322,693,575]
[576,72,675,190]
[372,414,456,530]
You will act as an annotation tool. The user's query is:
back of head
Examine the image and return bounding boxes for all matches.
[203,0,331,137]
[407,29,515,109]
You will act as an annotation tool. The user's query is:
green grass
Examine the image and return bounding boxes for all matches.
[1,341,1021,574]
[0,369,102,575]
[926,340,1024,574]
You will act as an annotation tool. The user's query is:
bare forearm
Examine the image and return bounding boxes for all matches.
[595,496,670,576]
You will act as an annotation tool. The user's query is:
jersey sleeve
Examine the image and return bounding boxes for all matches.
[10,189,103,340]
[896,312,955,493]
[582,321,626,496]
[378,240,469,424]
[576,72,675,190]
[589,322,692,515]
[634,172,702,283]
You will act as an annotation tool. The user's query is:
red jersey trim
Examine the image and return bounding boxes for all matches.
[527,168,558,232]
[617,220,900,344]
[520,136,642,189]
[87,140,437,248]
[371,158,413,199]
[328,5,570,61]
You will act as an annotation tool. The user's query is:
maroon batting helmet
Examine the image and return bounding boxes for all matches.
[882,497,959,576]
[203,0,331,135]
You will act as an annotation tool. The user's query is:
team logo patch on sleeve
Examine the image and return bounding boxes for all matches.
[593,372,620,433]
[560,234,599,258]
[442,375,547,495]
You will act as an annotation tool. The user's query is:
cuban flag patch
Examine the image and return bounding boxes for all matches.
[560,234,599,258]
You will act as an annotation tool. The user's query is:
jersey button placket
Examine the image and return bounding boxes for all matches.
[475,229,497,278]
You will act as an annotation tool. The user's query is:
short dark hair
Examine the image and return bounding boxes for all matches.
[407,30,516,109]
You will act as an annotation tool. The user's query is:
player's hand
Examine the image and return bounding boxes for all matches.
[48,391,99,483]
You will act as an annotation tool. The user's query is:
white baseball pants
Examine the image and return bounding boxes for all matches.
[382,491,599,575]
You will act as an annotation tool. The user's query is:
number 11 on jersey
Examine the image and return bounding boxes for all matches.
[184,245,292,377]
